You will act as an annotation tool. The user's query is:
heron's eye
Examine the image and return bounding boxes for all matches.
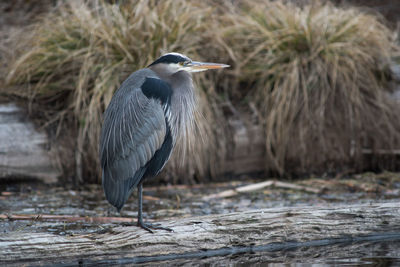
[183,61,191,66]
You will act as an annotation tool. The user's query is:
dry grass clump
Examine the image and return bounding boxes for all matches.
[6,0,400,182]
[221,1,400,174]
[6,0,220,183]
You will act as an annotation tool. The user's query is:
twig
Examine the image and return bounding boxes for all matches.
[203,180,320,200]
[274,181,320,193]
[0,214,134,223]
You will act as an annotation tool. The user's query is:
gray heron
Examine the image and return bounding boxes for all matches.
[100,52,229,233]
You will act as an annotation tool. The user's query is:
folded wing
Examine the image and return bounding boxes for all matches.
[100,86,166,210]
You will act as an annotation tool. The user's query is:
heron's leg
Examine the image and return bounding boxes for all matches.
[137,183,173,233]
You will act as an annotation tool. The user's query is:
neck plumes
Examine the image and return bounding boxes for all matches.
[149,65,197,149]
[169,71,196,149]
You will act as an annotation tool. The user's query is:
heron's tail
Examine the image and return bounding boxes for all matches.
[102,167,146,212]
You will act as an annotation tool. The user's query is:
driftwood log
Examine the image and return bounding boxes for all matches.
[0,103,60,183]
[1,201,400,265]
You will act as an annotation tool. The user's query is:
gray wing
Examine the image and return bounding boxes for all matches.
[100,85,166,210]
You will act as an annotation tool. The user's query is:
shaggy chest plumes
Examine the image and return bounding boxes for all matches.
[164,70,196,147]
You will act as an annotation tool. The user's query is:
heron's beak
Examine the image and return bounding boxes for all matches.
[186,61,230,72]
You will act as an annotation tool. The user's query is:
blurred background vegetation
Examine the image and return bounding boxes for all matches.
[1,0,400,185]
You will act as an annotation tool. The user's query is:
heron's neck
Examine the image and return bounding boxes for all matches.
[168,71,196,146]
[149,65,196,145]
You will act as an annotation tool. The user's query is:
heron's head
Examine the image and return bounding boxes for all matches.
[148,52,229,75]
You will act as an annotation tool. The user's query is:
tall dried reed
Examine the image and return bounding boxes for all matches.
[220,0,400,174]
[6,0,220,183]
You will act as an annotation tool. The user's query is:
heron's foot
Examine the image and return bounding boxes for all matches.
[137,220,173,233]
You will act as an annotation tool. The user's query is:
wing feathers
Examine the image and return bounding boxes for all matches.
[100,73,171,210]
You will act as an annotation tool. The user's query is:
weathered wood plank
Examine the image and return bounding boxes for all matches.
[0,103,60,183]
[1,201,399,265]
